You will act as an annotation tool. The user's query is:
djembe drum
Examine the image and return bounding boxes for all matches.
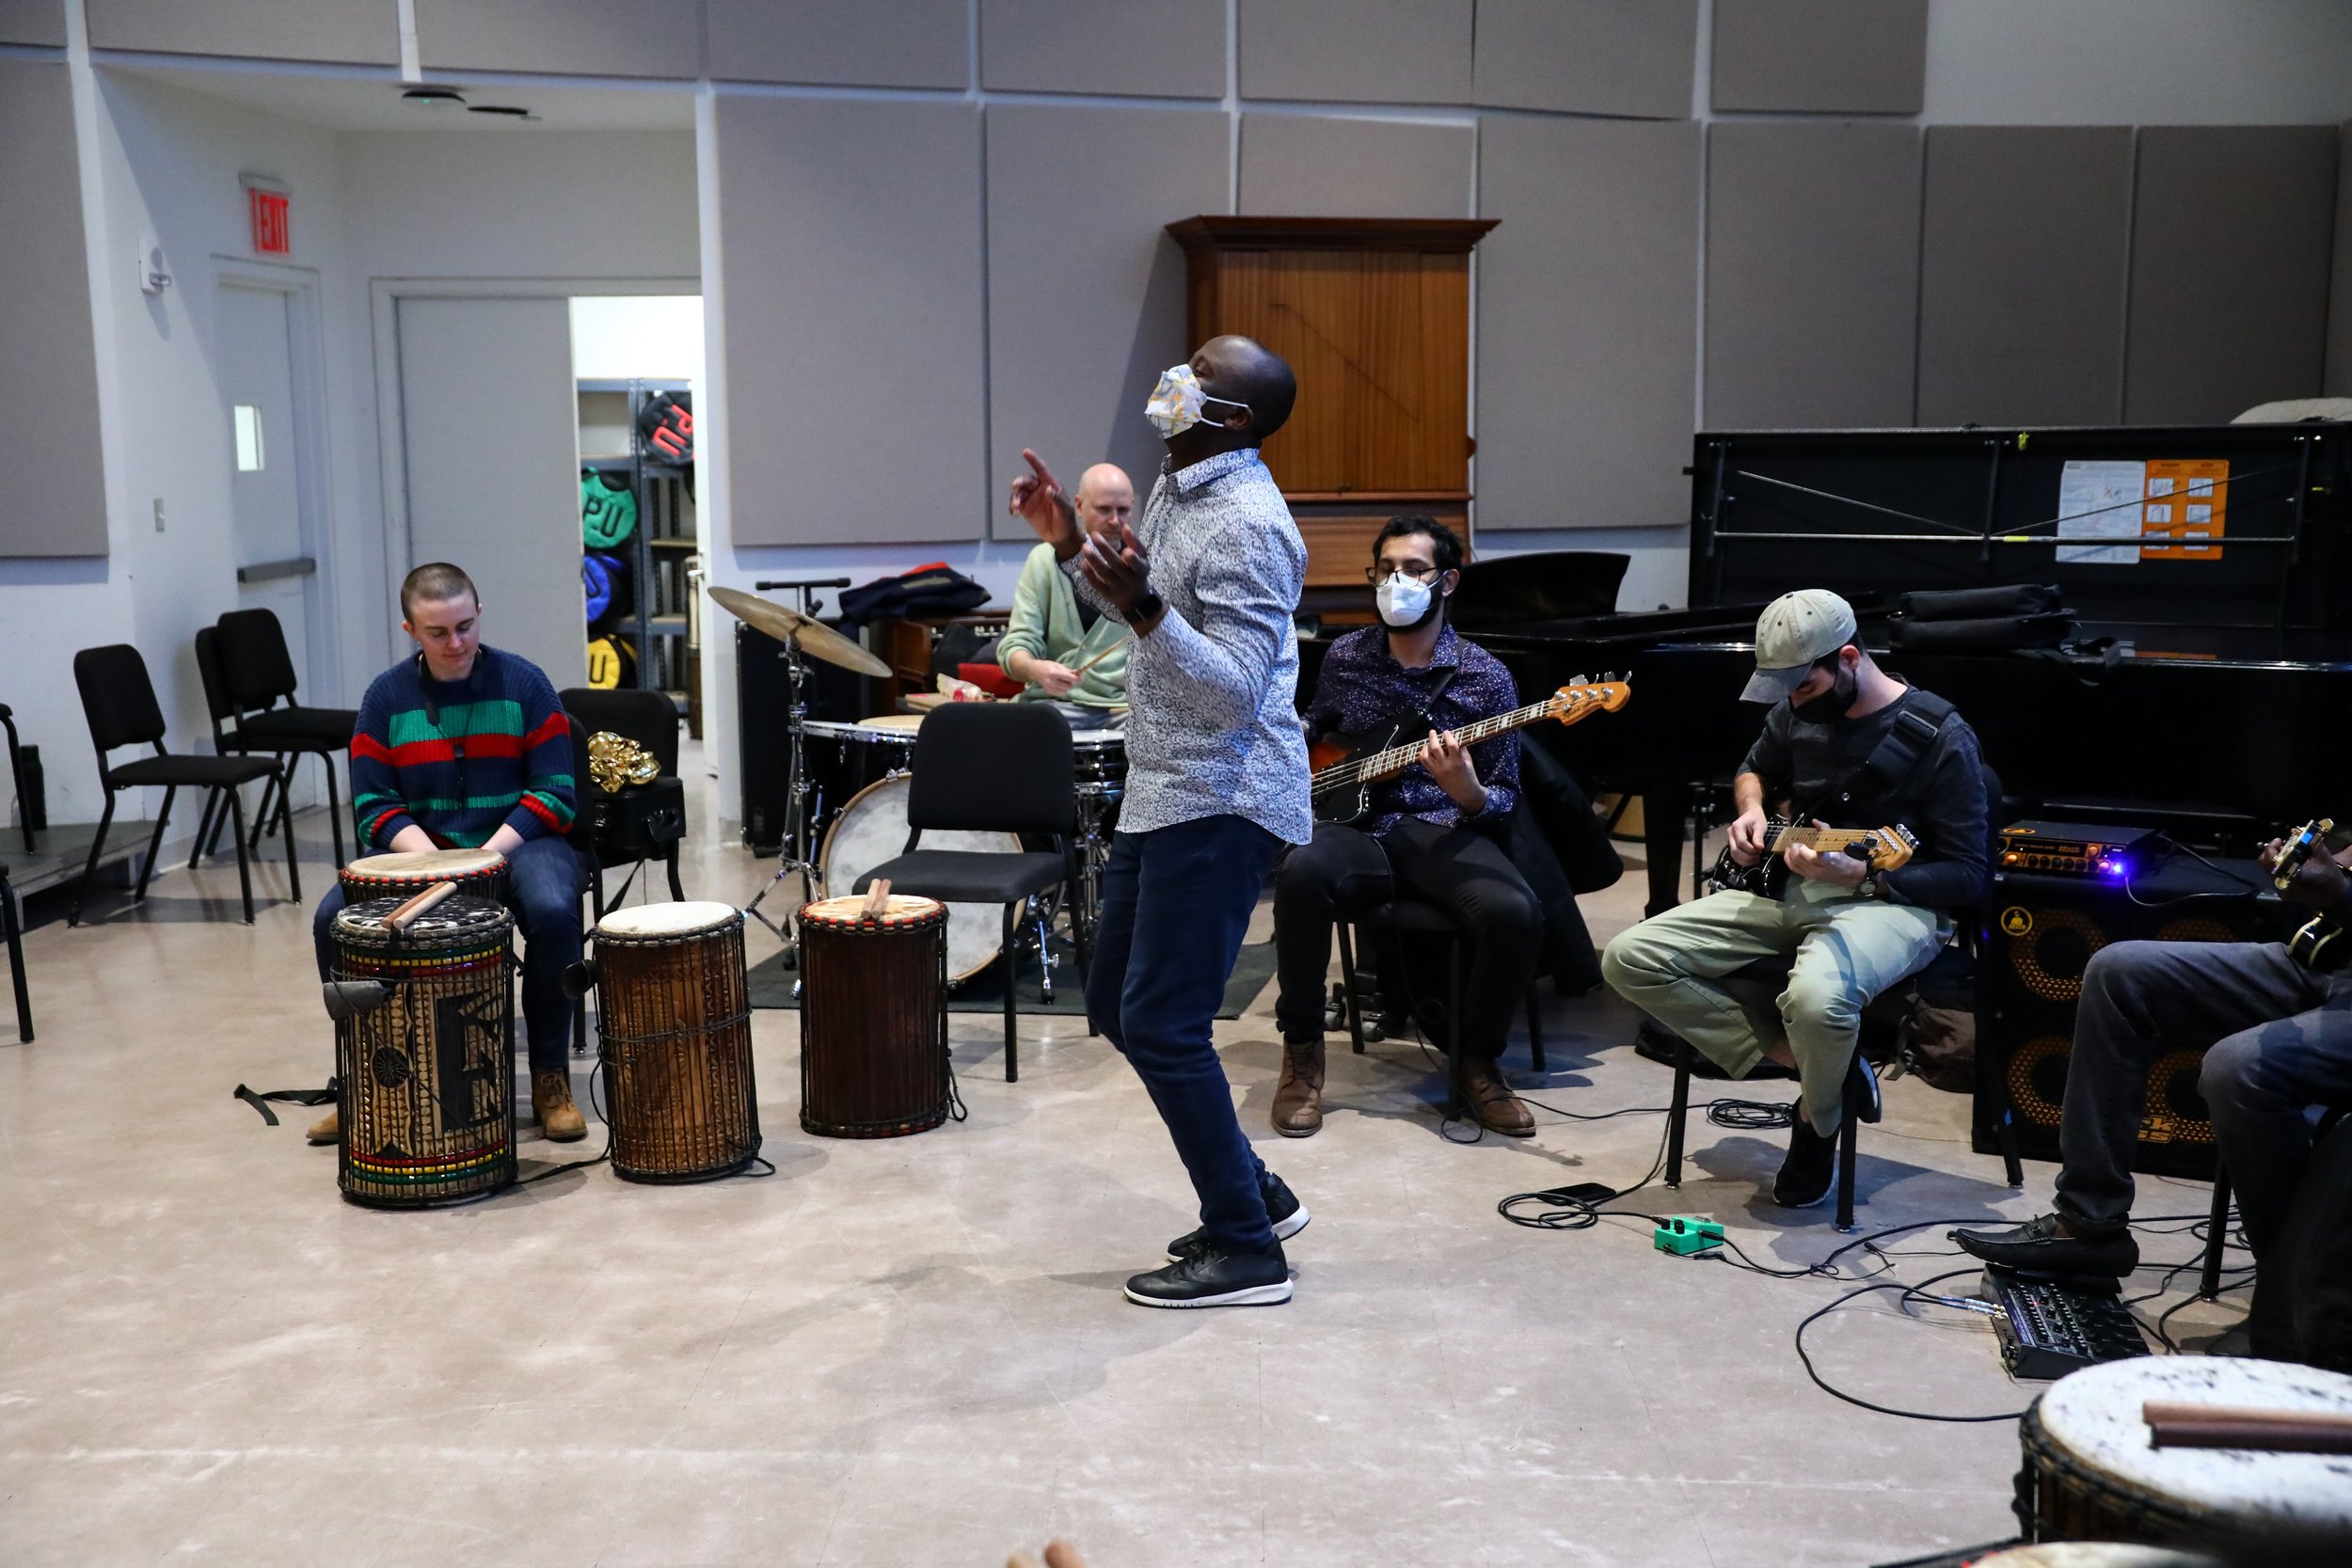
[341,847,508,904]
[798,893,952,1137]
[586,900,761,1182]
[330,893,516,1208]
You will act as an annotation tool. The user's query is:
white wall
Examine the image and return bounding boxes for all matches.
[570,294,703,384]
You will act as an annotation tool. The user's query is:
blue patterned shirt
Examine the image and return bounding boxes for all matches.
[1303,622,1521,838]
[1062,449,1312,845]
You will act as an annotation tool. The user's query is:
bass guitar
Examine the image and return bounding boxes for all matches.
[1306,675,1630,828]
[1710,819,1919,899]
[2274,817,2350,971]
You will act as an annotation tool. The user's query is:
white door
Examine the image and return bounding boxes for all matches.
[396,296,585,684]
[217,281,312,690]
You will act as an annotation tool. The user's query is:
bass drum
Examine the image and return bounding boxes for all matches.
[817,775,1018,987]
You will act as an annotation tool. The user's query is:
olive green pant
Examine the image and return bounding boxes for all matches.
[1600,881,1947,1135]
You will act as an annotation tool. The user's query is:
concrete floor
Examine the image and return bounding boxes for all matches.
[0,756,2248,1567]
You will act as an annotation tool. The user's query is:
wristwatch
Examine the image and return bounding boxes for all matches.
[1131,587,1166,626]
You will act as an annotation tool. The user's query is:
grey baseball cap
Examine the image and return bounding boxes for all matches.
[1740,589,1858,703]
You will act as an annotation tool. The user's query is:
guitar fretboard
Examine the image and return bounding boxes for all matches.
[1312,697,1562,792]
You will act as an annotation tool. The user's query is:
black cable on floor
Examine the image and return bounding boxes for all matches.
[1793,1268,2029,1424]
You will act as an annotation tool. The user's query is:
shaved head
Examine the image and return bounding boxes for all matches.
[1073,463,1134,537]
[1195,334,1296,443]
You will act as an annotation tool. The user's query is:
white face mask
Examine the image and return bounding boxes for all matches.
[1375,572,1435,628]
[1144,364,1249,439]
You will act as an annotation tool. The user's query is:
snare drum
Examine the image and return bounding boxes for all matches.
[800,719,916,842]
[590,900,761,1182]
[798,894,952,1137]
[341,848,508,904]
[1072,730,1127,795]
[331,895,516,1208]
[2018,1356,2352,1547]
[817,775,1019,985]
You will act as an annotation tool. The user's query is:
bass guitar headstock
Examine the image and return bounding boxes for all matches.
[1842,824,1918,872]
[1546,673,1631,724]
[2276,817,2336,893]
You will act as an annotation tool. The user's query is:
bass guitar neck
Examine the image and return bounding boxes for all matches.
[1306,675,1629,828]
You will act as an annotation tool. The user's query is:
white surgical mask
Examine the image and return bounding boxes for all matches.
[1144,364,1249,439]
[1375,572,1435,628]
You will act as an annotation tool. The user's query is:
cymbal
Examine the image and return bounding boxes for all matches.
[707,585,892,678]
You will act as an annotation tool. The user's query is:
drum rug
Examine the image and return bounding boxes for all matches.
[746,936,1279,1020]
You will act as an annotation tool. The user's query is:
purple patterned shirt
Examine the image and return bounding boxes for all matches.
[1303,622,1521,837]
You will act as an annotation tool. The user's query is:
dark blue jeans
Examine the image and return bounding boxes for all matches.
[312,834,583,1074]
[1089,814,1283,1254]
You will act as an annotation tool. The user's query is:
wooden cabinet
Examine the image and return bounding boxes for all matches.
[1167,215,1496,616]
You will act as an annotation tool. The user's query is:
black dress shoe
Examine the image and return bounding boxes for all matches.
[1168,1171,1309,1261]
[1952,1212,2139,1276]
[1772,1113,1836,1208]
[1125,1243,1292,1308]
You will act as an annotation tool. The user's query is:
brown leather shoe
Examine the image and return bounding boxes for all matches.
[1460,1056,1534,1137]
[306,1105,341,1145]
[532,1070,588,1142]
[1272,1037,1325,1137]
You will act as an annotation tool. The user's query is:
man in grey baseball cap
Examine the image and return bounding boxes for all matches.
[1601,590,1991,1213]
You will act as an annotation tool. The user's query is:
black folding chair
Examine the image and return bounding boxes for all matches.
[197,610,358,870]
[2,857,28,1041]
[560,686,687,915]
[850,704,1087,1083]
[2,702,32,852]
[70,644,298,926]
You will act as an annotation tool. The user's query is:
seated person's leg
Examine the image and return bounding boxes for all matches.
[1960,940,2327,1274]
[2201,990,2352,1259]
[1268,823,1389,1136]
[1600,891,1796,1080]
[1383,819,1546,1134]
[506,835,588,1140]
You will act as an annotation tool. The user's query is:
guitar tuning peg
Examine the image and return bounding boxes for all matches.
[1571,673,1587,686]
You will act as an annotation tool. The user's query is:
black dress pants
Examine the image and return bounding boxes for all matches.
[1272,818,1543,1059]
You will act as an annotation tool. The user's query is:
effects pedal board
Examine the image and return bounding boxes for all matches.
[1996,820,2160,879]
[1980,1265,2151,1380]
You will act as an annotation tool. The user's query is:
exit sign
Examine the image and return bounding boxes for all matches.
[243,178,290,256]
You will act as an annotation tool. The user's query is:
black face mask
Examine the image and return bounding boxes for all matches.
[1789,661,1856,723]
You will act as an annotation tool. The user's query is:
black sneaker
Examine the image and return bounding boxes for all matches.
[1167,1171,1310,1261]
[1772,1113,1836,1208]
[1951,1212,2139,1276]
[1125,1243,1293,1308]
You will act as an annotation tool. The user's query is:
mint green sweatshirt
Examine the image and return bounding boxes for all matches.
[996,542,1128,707]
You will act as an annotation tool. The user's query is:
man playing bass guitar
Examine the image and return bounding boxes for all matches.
[1273,516,1545,1138]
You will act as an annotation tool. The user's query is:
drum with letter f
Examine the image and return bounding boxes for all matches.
[588,901,762,1182]
[798,894,952,1137]
[330,895,517,1208]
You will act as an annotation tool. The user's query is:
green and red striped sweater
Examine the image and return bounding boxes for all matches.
[348,647,576,850]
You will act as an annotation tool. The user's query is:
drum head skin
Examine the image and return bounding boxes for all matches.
[597,900,740,940]
[803,894,945,927]
[2038,1357,2352,1528]
[346,848,506,879]
[1975,1547,2219,1568]
[857,713,926,733]
[817,776,1018,983]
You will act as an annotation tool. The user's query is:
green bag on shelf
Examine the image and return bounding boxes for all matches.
[581,471,637,549]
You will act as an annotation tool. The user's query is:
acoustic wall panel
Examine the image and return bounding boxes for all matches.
[0,59,105,557]
[1477,117,1699,532]
[980,0,1225,99]
[1239,115,1471,220]
[986,105,1228,542]
[1917,126,2133,428]
[86,0,396,64]
[1710,0,1926,115]
[2332,125,2352,399]
[0,1,66,47]
[1471,0,1695,119]
[416,0,699,79]
[715,96,986,546]
[2124,126,2340,426]
[1237,0,1472,105]
[1705,122,1921,430]
[707,0,967,88]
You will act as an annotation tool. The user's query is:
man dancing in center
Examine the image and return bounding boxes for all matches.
[1010,335,1312,1308]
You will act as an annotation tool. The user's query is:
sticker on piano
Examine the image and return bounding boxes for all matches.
[2141,458,2228,562]
[2056,459,2147,565]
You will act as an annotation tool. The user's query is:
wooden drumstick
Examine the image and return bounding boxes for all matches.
[1070,636,1129,677]
[385,879,457,933]
[2144,1400,2352,1453]
[861,879,893,920]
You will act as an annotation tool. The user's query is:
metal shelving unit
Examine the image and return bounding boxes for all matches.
[578,377,695,722]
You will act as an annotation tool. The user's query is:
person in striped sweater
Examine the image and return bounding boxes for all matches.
[306,562,587,1145]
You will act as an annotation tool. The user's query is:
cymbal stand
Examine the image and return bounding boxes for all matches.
[742,634,822,957]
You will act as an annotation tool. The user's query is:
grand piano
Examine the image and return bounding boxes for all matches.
[1450,421,2352,914]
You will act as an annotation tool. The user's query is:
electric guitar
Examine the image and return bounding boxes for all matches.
[1305,676,1630,828]
[1710,819,1919,899]
[2274,817,2350,971]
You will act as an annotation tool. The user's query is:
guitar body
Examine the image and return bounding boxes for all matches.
[1308,715,1429,828]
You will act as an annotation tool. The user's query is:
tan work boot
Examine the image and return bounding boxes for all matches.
[533,1070,587,1142]
[306,1105,341,1145]
[1272,1037,1326,1137]
[1460,1056,1534,1137]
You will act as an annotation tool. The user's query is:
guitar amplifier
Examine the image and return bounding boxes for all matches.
[1973,856,2286,1178]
